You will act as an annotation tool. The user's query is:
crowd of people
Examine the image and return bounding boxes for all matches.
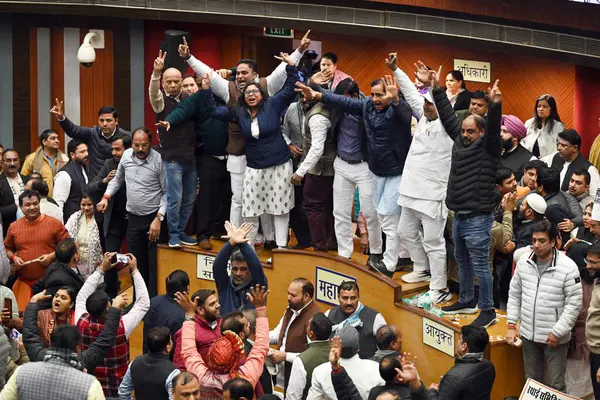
[0,28,598,399]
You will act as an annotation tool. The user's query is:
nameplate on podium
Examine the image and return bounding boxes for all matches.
[520,378,581,400]
[315,266,356,306]
[196,255,231,281]
[422,317,454,357]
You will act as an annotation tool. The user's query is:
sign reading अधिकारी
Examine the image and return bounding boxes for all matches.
[453,59,491,83]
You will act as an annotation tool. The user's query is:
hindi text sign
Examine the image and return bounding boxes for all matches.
[315,267,355,306]
[453,59,491,83]
[519,378,581,400]
[197,254,231,281]
[422,317,455,357]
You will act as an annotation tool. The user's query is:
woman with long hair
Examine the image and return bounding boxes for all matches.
[24,287,76,350]
[445,70,471,111]
[521,94,565,158]
[65,193,102,278]
[208,54,299,250]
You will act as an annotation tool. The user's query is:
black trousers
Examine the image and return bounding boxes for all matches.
[127,212,158,298]
[195,153,231,240]
[289,182,312,246]
[103,212,129,298]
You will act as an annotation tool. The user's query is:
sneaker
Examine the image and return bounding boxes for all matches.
[168,237,182,248]
[429,289,453,304]
[264,240,278,250]
[471,309,498,328]
[368,261,394,278]
[266,257,272,264]
[401,270,431,283]
[180,234,199,246]
[254,233,265,248]
[441,300,478,314]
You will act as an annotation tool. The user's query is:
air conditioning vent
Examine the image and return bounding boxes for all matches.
[560,34,586,53]
[533,31,559,49]
[388,12,417,30]
[444,18,471,37]
[327,6,354,24]
[505,27,532,45]
[268,2,298,18]
[148,0,172,10]
[417,15,444,33]
[470,22,499,41]
[354,10,383,27]
[97,0,132,7]
[206,0,235,14]
[586,38,600,57]
[235,1,265,16]
[299,5,326,21]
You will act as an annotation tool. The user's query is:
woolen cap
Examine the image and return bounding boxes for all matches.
[526,193,547,215]
[338,325,360,358]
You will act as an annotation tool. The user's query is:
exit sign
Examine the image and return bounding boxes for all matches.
[264,27,294,38]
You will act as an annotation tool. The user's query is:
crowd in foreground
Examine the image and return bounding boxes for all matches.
[0,27,599,399]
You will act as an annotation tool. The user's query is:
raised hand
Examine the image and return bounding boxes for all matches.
[222,221,253,246]
[199,73,210,90]
[298,30,312,52]
[294,82,320,102]
[274,52,295,66]
[100,252,117,272]
[175,291,199,317]
[216,69,232,80]
[178,37,191,60]
[382,75,399,104]
[311,70,333,85]
[385,52,398,71]
[155,121,171,132]
[501,192,517,212]
[50,98,64,120]
[30,290,51,304]
[112,293,129,310]
[488,79,502,104]
[153,50,167,73]
[430,65,443,89]
[414,60,431,86]
[396,352,420,383]
[247,284,269,308]
[329,336,342,366]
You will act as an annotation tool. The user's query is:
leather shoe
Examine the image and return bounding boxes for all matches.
[199,239,212,250]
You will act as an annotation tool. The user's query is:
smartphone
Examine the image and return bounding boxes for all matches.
[389,54,397,65]
[111,254,130,271]
[4,298,12,313]
[9,329,20,340]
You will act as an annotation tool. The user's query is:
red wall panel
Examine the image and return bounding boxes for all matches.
[574,65,600,157]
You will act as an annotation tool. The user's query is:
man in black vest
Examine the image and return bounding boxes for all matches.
[501,114,535,181]
[150,49,201,249]
[568,169,594,211]
[325,281,386,359]
[546,129,600,196]
[53,140,88,223]
[118,326,180,400]
[0,149,27,236]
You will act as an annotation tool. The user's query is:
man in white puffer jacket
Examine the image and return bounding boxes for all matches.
[506,219,582,392]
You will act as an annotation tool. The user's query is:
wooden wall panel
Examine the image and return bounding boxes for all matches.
[12,22,31,158]
[113,24,131,131]
[368,0,600,33]
[49,28,65,152]
[79,29,114,128]
[319,33,575,128]
[29,28,38,154]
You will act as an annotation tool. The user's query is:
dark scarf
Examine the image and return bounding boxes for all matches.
[44,347,84,371]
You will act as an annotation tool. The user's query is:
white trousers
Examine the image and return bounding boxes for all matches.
[260,214,275,241]
[247,214,289,248]
[333,157,382,258]
[398,206,448,290]
[229,171,244,227]
[379,212,401,271]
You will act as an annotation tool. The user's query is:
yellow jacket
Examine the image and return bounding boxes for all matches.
[21,147,68,197]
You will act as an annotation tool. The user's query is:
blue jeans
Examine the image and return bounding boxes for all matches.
[453,213,494,311]
[164,159,197,240]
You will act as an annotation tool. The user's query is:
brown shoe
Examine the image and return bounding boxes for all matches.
[199,239,212,250]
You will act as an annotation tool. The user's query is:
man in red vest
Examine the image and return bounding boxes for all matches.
[75,252,150,398]
[268,278,321,391]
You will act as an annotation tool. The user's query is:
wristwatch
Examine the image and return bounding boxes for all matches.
[156,213,164,222]
[185,315,194,321]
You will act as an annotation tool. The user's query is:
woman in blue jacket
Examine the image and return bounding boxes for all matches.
[209,53,299,249]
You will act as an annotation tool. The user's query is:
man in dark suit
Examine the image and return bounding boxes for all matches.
[0,149,28,236]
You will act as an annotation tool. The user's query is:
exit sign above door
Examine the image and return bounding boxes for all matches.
[263,27,294,38]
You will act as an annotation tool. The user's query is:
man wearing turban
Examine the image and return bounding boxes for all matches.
[500,114,536,181]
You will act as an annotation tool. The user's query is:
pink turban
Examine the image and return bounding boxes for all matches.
[501,115,527,140]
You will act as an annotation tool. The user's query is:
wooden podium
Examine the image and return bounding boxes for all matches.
[154,243,525,399]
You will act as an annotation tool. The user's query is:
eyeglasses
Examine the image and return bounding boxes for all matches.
[585,258,600,266]
[245,89,260,96]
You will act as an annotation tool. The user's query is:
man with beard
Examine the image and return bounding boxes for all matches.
[432,73,503,328]
[172,289,222,370]
[507,220,582,392]
[97,128,167,297]
[0,149,27,235]
[179,33,312,244]
[455,90,489,127]
[86,135,132,297]
[213,221,267,316]
[325,281,386,360]
[514,193,547,250]
[568,170,594,211]
[500,115,535,181]
[21,129,68,197]
[50,100,130,180]
[53,140,89,223]
[268,278,320,391]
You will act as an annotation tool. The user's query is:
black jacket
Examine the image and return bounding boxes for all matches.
[58,117,130,180]
[86,157,127,237]
[0,173,28,237]
[502,144,534,181]
[23,302,121,374]
[428,355,495,400]
[59,162,89,223]
[433,87,502,213]
[452,90,472,112]
[31,261,85,302]
[331,365,427,400]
